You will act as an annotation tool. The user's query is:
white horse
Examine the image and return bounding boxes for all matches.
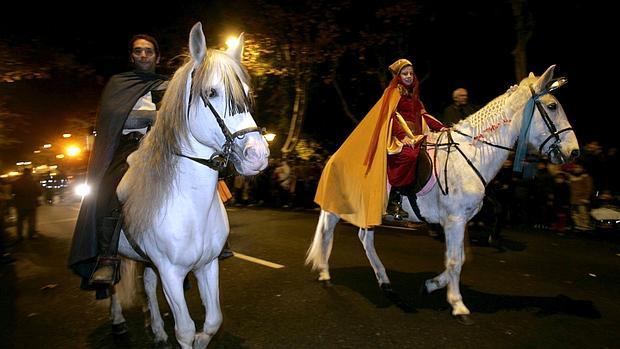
[306,65,579,324]
[110,22,269,348]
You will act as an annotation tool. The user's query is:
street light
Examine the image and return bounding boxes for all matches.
[226,36,240,50]
[66,146,81,157]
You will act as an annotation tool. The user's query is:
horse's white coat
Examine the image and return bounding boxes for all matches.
[306,66,579,317]
[111,22,268,349]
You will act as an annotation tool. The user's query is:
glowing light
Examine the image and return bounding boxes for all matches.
[63,133,72,138]
[226,36,240,50]
[43,144,52,148]
[56,154,65,159]
[66,146,81,157]
[75,183,91,197]
[264,133,276,142]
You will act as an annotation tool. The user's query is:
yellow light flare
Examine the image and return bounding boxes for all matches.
[66,146,81,157]
[226,36,240,50]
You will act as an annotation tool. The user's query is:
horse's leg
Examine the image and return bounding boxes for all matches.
[193,259,222,349]
[425,217,472,322]
[305,210,340,284]
[109,286,128,335]
[144,266,168,344]
[357,228,391,287]
[158,265,194,349]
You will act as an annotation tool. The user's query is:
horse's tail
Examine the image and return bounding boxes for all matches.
[115,258,143,308]
[305,209,333,271]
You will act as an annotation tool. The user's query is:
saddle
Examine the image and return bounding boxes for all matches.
[409,144,436,196]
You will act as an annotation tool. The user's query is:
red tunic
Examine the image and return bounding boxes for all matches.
[387,90,444,187]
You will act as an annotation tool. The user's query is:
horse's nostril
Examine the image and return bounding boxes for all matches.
[244,147,259,160]
[571,149,580,159]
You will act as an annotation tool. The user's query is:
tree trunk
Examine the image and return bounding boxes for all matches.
[511,0,534,81]
[281,71,310,154]
[332,80,359,125]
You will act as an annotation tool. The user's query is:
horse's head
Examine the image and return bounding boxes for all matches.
[185,22,269,175]
[513,65,580,165]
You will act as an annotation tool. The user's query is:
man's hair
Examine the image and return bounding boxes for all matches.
[129,34,160,57]
[452,88,468,99]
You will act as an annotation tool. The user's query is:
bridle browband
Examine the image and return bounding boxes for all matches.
[177,70,264,171]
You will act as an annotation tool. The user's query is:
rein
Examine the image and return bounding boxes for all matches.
[176,70,264,171]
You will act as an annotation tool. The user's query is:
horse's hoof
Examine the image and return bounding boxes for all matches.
[153,339,171,349]
[194,332,211,349]
[453,314,475,326]
[112,322,128,335]
[320,279,332,288]
[380,283,393,292]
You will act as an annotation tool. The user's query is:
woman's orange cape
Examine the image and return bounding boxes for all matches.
[314,85,401,228]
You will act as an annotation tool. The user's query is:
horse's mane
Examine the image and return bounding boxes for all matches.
[123,49,252,235]
[452,75,536,143]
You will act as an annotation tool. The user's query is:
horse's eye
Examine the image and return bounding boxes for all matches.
[207,88,217,98]
[547,102,557,110]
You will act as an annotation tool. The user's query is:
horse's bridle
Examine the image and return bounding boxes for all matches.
[529,80,573,162]
[177,72,264,171]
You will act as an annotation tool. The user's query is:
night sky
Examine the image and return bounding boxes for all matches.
[0,1,610,172]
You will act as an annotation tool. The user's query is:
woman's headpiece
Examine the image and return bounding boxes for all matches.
[389,58,413,76]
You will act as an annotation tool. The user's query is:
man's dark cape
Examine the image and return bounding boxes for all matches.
[68,71,167,283]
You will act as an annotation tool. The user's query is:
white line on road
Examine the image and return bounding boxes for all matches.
[232,252,285,269]
[39,218,77,225]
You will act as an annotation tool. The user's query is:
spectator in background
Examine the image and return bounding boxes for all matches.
[441,88,479,126]
[603,147,618,197]
[581,141,604,196]
[1,177,15,263]
[273,159,292,208]
[569,164,593,232]
[551,172,571,234]
[533,161,555,230]
[11,168,42,241]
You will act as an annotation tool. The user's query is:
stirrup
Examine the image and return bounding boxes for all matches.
[392,206,409,221]
[89,256,120,285]
[387,194,409,220]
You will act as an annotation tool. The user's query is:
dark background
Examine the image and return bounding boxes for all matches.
[0,1,610,170]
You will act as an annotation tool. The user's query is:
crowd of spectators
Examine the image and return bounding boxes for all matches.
[472,140,619,235]
[227,139,619,238]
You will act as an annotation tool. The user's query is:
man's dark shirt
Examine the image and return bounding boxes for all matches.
[442,103,478,126]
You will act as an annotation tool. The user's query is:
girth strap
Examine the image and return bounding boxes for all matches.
[405,193,428,223]
[118,211,152,265]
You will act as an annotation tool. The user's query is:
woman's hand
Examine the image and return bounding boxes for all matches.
[401,136,415,145]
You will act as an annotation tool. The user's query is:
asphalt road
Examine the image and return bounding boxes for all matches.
[1,201,619,348]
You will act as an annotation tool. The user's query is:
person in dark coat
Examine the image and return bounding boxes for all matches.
[1,177,16,263]
[441,88,479,126]
[11,168,42,240]
[68,34,168,296]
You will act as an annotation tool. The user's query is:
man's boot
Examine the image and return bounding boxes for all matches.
[89,215,122,285]
[90,256,120,284]
[387,189,408,220]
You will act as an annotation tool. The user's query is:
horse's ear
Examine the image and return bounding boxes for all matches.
[226,32,244,62]
[189,22,206,63]
[533,65,556,93]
